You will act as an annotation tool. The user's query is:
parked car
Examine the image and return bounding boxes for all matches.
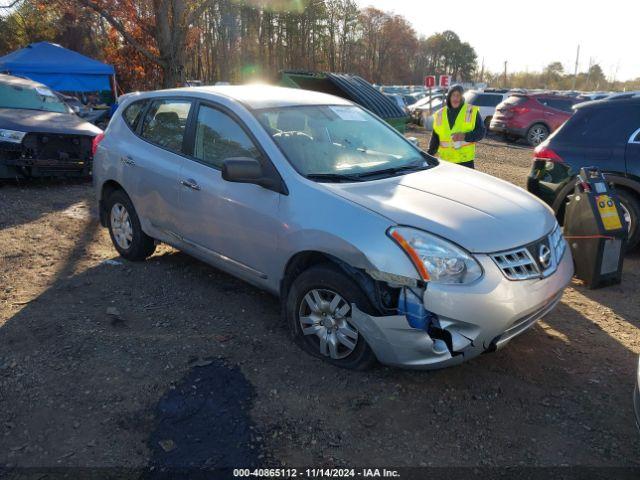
[408,94,445,126]
[464,90,509,129]
[490,93,581,146]
[527,96,640,249]
[403,94,420,106]
[408,91,426,103]
[576,92,610,102]
[0,74,102,179]
[54,91,87,115]
[417,97,445,130]
[94,85,573,370]
[604,91,640,101]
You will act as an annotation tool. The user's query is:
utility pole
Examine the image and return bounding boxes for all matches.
[612,61,620,89]
[571,44,580,91]
[585,57,594,90]
[479,57,484,84]
[503,60,507,88]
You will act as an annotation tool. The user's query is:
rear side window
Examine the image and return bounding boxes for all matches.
[193,105,260,169]
[122,100,146,130]
[503,95,527,106]
[555,106,638,145]
[539,98,574,112]
[140,99,192,154]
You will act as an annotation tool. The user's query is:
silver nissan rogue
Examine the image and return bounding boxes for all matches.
[93,85,573,370]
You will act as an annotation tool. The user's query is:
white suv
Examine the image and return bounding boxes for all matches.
[464,90,510,128]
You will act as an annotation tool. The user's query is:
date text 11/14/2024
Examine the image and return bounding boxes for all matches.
[233,468,401,478]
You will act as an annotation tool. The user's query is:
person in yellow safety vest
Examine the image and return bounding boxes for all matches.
[427,84,485,169]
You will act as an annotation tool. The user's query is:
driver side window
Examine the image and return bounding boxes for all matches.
[194,105,260,169]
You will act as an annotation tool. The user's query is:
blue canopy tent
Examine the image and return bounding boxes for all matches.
[0,42,116,96]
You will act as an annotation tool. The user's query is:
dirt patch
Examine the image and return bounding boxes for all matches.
[1,135,639,470]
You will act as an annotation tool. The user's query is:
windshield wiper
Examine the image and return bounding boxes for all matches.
[356,161,430,179]
[306,173,364,183]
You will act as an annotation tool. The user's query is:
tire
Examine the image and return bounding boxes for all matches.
[616,189,640,250]
[484,116,492,130]
[105,189,156,261]
[526,123,549,147]
[285,263,377,370]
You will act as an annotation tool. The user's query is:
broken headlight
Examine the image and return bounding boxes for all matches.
[0,129,26,144]
[388,226,482,284]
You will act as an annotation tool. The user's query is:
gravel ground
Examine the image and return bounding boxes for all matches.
[1,131,639,472]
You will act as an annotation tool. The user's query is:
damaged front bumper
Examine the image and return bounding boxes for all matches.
[352,248,574,369]
[0,134,93,178]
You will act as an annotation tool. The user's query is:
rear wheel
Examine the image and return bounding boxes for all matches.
[106,189,156,261]
[617,190,640,250]
[526,123,549,146]
[285,264,377,370]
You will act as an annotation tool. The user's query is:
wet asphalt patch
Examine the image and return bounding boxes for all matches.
[145,359,263,478]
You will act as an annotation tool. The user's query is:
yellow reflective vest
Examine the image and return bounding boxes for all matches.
[432,104,480,163]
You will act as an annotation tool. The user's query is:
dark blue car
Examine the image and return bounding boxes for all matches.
[527,95,640,249]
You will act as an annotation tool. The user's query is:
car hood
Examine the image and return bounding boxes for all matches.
[0,108,102,136]
[323,162,557,253]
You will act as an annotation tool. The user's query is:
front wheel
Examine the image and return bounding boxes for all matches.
[526,123,549,146]
[285,264,377,370]
[106,189,156,261]
[617,190,640,250]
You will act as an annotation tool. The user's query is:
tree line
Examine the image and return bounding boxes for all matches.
[0,0,637,93]
[482,61,640,92]
[0,0,478,90]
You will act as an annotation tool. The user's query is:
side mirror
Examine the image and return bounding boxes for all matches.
[222,157,283,193]
[407,136,419,147]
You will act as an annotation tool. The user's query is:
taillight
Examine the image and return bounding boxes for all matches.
[511,106,530,114]
[533,144,563,163]
[91,133,105,156]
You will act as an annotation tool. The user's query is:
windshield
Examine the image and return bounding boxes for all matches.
[254,105,431,180]
[0,83,70,113]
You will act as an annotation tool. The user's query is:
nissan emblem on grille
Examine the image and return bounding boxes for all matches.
[538,244,552,269]
[491,224,566,281]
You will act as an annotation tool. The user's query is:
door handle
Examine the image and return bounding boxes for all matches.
[121,155,135,166]
[180,179,201,191]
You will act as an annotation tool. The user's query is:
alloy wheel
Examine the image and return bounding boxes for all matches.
[298,288,359,360]
[110,202,133,250]
[528,126,547,146]
[620,201,633,234]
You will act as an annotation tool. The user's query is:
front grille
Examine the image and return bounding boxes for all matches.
[491,247,539,280]
[22,133,92,162]
[491,224,567,281]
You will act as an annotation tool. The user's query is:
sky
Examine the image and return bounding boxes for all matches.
[354,0,639,81]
